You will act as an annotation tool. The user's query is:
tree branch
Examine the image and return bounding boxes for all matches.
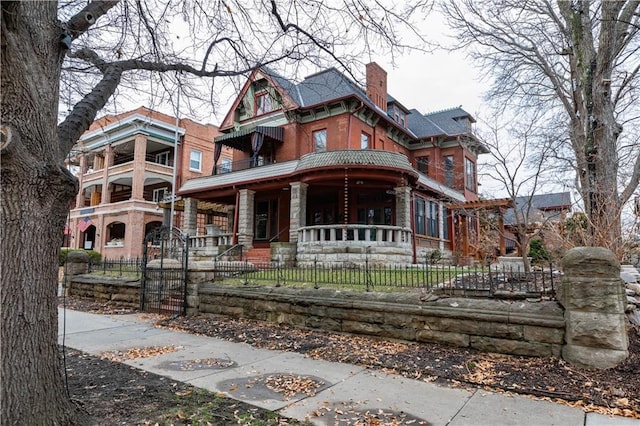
[620,141,640,205]
[64,0,120,40]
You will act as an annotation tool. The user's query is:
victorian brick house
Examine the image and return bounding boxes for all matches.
[66,107,232,259]
[177,63,488,265]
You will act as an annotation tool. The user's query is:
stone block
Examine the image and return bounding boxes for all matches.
[562,344,629,369]
[416,329,470,347]
[561,247,620,278]
[342,320,383,336]
[523,325,564,344]
[564,311,629,350]
[557,278,626,311]
[306,316,341,331]
[379,324,416,341]
[327,307,384,323]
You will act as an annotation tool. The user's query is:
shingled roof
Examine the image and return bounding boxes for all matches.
[262,67,475,140]
[503,192,572,225]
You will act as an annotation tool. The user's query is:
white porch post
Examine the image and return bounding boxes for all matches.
[289,182,308,243]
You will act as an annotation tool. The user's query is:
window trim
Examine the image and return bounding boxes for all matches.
[444,155,454,188]
[416,156,429,175]
[189,149,202,172]
[155,151,170,166]
[465,157,476,192]
[360,132,370,150]
[255,91,273,116]
[313,129,327,152]
[152,188,167,203]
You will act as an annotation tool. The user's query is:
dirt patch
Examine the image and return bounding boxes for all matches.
[64,348,305,425]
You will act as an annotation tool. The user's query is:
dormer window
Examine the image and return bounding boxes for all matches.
[255,92,273,115]
[387,105,406,128]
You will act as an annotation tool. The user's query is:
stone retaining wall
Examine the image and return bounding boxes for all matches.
[67,275,140,307]
[198,285,565,357]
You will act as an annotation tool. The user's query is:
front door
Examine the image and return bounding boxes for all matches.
[254,199,278,241]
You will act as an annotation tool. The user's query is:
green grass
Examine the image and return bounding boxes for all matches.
[216,266,488,293]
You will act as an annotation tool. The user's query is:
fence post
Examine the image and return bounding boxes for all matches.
[313,256,319,290]
[557,247,629,368]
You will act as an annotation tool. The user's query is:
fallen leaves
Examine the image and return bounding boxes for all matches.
[99,346,179,362]
[263,374,323,399]
[309,401,429,425]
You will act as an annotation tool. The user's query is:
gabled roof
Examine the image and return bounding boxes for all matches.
[503,192,572,225]
[224,66,481,148]
[263,67,373,110]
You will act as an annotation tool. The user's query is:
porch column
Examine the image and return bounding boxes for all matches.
[183,197,198,236]
[394,186,411,228]
[162,207,172,227]
[289,182,308,243]
[438,202,445,251]
[237,189,255,248]
[75,154,86,208]
[498,210,506,256]
[101,145,113,204]
[131,134,147,200]
[226,206,235,234]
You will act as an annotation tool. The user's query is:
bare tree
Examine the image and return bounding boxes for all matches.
[0,1,430,423]
[441,0,640,254]
[477,111,565,272]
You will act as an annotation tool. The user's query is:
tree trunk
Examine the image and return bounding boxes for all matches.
[1,3,81,424]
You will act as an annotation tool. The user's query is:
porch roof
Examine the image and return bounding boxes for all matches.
[416,174,466,202]
[214,126,284,151]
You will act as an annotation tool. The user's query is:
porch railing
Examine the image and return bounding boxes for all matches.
[298,224,412,245]
[188,233,233,249]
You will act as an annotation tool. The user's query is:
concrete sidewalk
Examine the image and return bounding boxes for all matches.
[58,308,638,426]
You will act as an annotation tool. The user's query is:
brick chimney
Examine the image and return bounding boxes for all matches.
[366,62,387,111]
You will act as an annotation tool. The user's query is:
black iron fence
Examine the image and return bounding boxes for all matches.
[89,257,143,277]
[214,260,559,299]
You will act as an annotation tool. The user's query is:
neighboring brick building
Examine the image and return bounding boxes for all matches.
[66,107,231,259]
[178,63,489,265]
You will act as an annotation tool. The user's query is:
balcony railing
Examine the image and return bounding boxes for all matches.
[111,153,174,167]
[298,224,412,245]
[214,157,274,175]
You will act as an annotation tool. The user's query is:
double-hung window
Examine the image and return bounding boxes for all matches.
[190,150,202,172]
[255,92,273,115]
[465,157,476,191]
[360,132,370,149]
[313,129,327,152]
[444,156,454,188]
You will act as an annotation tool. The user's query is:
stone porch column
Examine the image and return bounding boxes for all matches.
[131,134,147,200]
[558,247,629,368]
[289,182,308,243]
[226,206,235,234]
[237,189,255,248]
[183,197,198,236]
[394,186,411,229]
[163,208,172,227]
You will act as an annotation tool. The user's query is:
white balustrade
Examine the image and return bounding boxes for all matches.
[298,224,411,246]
